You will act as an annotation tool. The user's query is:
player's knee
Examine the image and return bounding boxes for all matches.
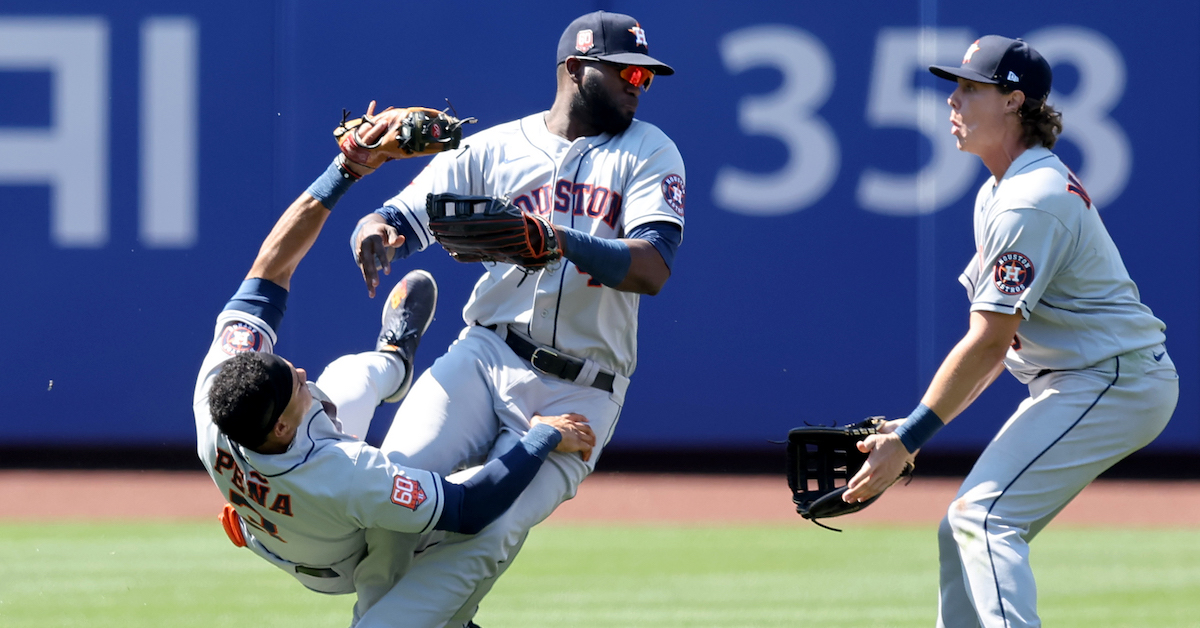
[943,497,986,544]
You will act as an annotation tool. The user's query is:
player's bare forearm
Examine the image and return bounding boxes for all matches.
[920,310,1021,423]
[613,239,670,295]
[245,192,332,291]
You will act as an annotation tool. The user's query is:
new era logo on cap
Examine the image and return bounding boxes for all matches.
[929,35,1052,103]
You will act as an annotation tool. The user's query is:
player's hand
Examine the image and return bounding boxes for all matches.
[843,431,913,503]
[531,413,596,462]
[353,216,404,298]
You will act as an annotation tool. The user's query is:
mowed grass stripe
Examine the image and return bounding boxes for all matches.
[0,523,1196,627]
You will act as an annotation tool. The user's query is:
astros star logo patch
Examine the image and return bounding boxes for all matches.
[993,252,1034,295]
[220,323,262,355]
[628,24,648,48]
[660,174,685,215]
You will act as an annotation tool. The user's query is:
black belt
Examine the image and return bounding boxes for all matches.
[490,326,615,393]
[295,565,339,578]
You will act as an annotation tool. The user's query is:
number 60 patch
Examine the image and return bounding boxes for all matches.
[391,475,428,510]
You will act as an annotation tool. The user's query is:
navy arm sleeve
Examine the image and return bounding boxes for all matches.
[627,221,682,272]
[221,278,289,331]
[434,424,562,534]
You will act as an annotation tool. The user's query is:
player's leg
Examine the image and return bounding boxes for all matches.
[313,270,437,439]
[379,326,514,474]
[354,450,590,628]
[941,349,1176,628]
[361,375,624,628]
[350,528,433,625]
[936,514,984,628]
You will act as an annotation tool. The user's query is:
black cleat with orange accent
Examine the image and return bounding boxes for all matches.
[377,269,437,403]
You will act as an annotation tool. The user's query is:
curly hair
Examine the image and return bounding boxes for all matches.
[1000,85,1063,149]
[208,352,284,450]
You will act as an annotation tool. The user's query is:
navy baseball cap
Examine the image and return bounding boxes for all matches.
[930,35,1052,103]
[557,11,675,76]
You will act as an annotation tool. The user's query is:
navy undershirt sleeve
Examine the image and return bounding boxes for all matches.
[434,423,562,534]
[627,221,682,272]
[221,278,289,331]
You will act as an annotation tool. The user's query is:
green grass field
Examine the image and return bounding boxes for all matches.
[1,521,1196,627]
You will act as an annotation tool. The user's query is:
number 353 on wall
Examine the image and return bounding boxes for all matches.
[714,25,1129,217]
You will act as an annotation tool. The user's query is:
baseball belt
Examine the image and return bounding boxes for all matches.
[485,325,615,393]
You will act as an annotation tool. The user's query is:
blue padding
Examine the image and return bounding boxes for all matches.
[559,227,631,287]
[222,278,289,331]
[628,221,682,271]
[434,423,561,534]
[894,403,945,453]
[304,157,356,210]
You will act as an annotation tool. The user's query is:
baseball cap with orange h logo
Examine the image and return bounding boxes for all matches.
[929,35,1052,104]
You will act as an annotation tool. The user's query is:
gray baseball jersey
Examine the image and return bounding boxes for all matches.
[939,146,1177,627]
[360,112,685,627]
[193,308,444,594]
[959,146,1166,382]
[382,112,686,377]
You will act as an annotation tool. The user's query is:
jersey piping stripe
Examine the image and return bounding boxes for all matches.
[1036,299,1082,313]
[552,135,614,348]
[242,408,324,478]
[396,203,432,250]
[980,356,1120,627]
[960,272,976,292]
[517,118,559,166]
[421,472,444,534]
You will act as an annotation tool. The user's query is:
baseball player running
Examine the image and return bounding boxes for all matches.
[843,36,1177,627]
[348,10,685,627]
[193,118,595,626]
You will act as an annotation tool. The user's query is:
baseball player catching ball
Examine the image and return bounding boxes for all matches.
[843,36,1178,627]
[348,10,685,627]
[192,118,595,625]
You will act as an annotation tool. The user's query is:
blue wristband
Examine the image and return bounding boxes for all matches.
[305,156,358,210]
[558,227,631,287]
[893,403,944,454]
[519,423,563,459]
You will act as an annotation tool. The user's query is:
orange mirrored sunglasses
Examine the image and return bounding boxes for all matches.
[573,56,655,92]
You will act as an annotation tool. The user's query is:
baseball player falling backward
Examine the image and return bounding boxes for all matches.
[843,36,1177,627]
[348,11,685,628]
[192,110,595,625]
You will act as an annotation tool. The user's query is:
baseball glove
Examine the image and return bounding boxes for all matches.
[335,101,476,170]
[786,417,914,531]
[426,193,562,271]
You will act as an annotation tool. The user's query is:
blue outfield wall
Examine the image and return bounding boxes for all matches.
[1,0,1197,456]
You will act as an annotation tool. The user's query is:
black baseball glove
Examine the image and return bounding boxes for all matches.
[426,193,561,270]
[786,417,914,531]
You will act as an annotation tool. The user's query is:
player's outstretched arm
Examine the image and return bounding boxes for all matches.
[244,109,397,290]
[842,310,1019,503]
[433,414,594,534]
[245,194,335,291]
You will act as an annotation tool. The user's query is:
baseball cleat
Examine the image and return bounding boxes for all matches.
[377,269,437,403]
